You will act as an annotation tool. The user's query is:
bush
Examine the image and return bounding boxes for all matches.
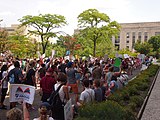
[130,96,144,108]
[75,65,159,120]
[76,101,128,120]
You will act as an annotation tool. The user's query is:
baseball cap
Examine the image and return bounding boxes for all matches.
[40,102,51,111]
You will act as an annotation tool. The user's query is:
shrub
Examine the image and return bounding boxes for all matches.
[76,101,128,120]
[130,96,144,108]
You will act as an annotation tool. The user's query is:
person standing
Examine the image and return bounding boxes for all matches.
[24,60,36,87]
[0,64,8,109]
[8,61,23,109]
[51,72,69,120]
[66,62,79,102]
[23,60,36,109]
[40,67,56,102]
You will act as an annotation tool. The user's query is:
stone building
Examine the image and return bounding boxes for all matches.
[113,21,160,51]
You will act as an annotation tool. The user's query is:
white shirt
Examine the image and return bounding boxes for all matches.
[79,88,95,104]
[54,82,66,102]
[2,71,8,88]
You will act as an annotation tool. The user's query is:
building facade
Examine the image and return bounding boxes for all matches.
[112,22,160,51]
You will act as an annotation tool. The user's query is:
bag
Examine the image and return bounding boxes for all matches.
[0,72,2,81]
[48,84,65,120]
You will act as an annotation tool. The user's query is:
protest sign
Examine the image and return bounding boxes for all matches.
[64,99,73,120]
[114,58,121,67]
[115,53,119,58]
[52,50,56,58]
[124,54,129,58]
[9,84,35,104]
[104,54,108,62]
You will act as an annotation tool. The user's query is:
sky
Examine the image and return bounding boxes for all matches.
[0,0,160,35]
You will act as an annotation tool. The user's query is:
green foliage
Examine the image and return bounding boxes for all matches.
[134,40,152,55]
[148,35,160,58]
[19,14,67,54]
[77,9,120,57]
[130,96,144,107]
[0,29,9,53]
[76,101,128,120]
[118,48,138,57]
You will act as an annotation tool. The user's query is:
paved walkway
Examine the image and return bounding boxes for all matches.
[141,68,160,120]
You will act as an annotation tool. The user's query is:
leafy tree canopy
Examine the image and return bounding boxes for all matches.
[77,9,120,57]
[19,14,67,54]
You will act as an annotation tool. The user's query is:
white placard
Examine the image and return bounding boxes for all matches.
[52,50,56,58]
[124,54,129,58]
[64,99,73,120]
[104,54,108,62]
[41,54,45,59]
[9,84,35,104]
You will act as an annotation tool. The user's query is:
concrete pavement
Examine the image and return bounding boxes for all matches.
[141,68,160,120]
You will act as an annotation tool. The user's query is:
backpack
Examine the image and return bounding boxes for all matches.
[0,72,2,81]
[48,84,65,120]
[8,69,18,84]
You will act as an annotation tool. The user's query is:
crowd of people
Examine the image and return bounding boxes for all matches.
[0,55,152,120]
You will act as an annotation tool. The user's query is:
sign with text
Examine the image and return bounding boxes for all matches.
[64,99,73,120]
[9,84,35,104]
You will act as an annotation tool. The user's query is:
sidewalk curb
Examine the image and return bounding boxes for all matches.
[137,67,160,120]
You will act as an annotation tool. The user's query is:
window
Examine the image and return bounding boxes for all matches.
[126,33,129,38]
[138,32,141,41]
[144,32,148,41]
[126,33,130,43]
[115,35,120,43]
[155,32,160,36]
[126,46,129,49]
[132,32,136,48]
[115,44,120,50]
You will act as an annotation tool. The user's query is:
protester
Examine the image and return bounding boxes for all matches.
[77,79,95,106]
[40,67,56,102]
[8,61,24,109]
[51,72,69,120]
[66,62,79,102]
[6,107,23,120]
[0,64,8,109]
[93,79,103,102]
[33,102,53,120]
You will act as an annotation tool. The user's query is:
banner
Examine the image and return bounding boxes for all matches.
[64,99,73,120]
[9,84,35,104]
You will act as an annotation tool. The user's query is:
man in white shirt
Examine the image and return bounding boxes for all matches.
[78,79,95,106]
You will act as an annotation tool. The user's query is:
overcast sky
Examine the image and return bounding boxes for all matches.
[0,0,160,35]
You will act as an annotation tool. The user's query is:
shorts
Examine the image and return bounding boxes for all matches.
[67,83,78,94]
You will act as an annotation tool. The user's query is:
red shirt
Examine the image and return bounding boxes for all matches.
[40,75,56,94]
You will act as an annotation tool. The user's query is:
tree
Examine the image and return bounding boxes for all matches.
[8,28,38,58]
[0,29,9,53]
[148,35,160,58]
[77,9,120,57]
[19,14,67,54]
[134,40,153,55]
